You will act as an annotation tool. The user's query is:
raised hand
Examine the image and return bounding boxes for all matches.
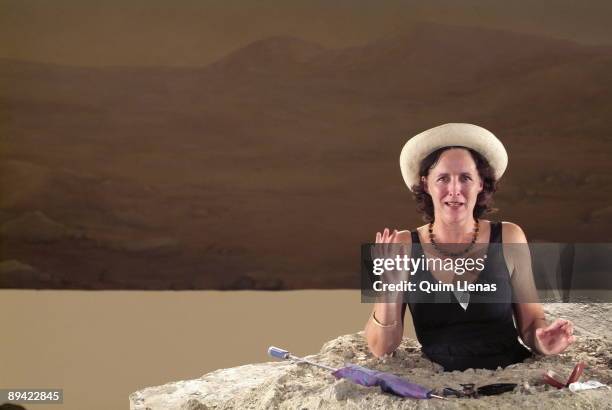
[535,318,576,355]
[372,228,410,292]
[373,228,403,266]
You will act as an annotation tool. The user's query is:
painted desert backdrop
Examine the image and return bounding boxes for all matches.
[1,23,611,289]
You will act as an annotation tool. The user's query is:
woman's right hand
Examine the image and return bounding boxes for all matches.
[375,227,398,246]
[373,228,411,293]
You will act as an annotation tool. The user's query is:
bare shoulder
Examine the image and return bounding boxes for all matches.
[501,221,528,243]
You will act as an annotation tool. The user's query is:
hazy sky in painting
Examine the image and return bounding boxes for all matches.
[1,0,611,67]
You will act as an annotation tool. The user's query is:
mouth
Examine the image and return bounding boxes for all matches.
[444,201,465,208]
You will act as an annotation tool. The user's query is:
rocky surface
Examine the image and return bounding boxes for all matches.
[130,304,611,409]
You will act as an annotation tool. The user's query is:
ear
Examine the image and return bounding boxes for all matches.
[421,176,429,193]
[478,179,484,193]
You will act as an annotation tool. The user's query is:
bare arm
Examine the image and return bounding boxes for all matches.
[504,222,575,355]
[364,298,405,357]
[364,229,411,357]
[514,302,548,353]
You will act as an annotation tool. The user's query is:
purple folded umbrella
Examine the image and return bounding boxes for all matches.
[332,364,434,399]
[268,346,443,400]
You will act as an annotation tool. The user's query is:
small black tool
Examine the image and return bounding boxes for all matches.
[477,383,517,396]
[442,382,517,398]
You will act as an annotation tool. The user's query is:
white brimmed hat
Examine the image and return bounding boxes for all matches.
[399,123,508,191]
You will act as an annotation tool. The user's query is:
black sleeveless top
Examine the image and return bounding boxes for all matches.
[402,221,532,371]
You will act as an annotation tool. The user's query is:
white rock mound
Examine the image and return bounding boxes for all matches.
[130,304,612,409]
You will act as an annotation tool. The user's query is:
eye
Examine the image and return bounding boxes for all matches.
[461,175,473,182]
[437,176,449,182]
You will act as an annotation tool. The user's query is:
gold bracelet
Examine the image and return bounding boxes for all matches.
[372,311,397,328]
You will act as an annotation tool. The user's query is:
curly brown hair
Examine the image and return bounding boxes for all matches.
[411,146,498,222]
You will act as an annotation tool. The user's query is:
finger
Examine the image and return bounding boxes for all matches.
[568,335,576,344]
[546,319,569,335]
[537,326,550,336]
[389,229,397,244]
[385,229,395,258]
[382,228,390,257]
[545,319,567,333]
[389,231,399,257]
[385,229,392,242]
[386,232,396,255]
[376,232,381,243]
[535,327,544,339]
[536,329,552,348]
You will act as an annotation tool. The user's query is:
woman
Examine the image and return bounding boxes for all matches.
[364,123,575,371]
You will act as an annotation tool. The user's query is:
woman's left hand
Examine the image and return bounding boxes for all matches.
[534,318,576,355]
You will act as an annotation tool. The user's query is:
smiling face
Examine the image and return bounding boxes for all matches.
[422,148,484,224]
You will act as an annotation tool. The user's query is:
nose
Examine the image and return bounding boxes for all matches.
[449,179,462,198]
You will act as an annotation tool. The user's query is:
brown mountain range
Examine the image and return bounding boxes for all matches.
[1,23,611,289]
